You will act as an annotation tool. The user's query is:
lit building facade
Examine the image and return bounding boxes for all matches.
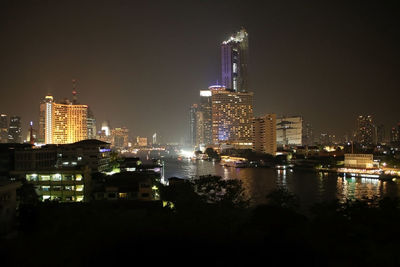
[111,127,129,149]
[221,28,249,92]
[356,115,375,145]
[136,136,147,147]
[8,116,22,143]
[276,116,303,146]
[0,114,8,143]
[252,114,277,155]
[189,104,198,147]
[212,89,253,147]
[43,95,88,144]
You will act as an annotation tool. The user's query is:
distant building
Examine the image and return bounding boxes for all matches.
[8,116,22,143]
[198,89,213,146]
[212,89,253,148]
[136,136,148,147]
[376,124,386,144]
[0,114,8,143]
[221,28,249,92]
[276,116,302,146]
[302,122,314,146]
[101,121,110,137]
[252,114,277,155]
[390,123,400,144]
[111,127,129,149]
[189,104,198,147]
[87,107,97,139]
[42,94,88,144]
[356,115,375,145]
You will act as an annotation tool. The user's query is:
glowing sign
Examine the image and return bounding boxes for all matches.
[200,90,212,97]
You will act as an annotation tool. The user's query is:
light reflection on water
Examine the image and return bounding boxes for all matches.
[163,159,400,207]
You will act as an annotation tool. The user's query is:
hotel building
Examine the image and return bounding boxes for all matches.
[253,114,277,155]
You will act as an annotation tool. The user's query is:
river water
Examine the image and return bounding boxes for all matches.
[162,158,400,208]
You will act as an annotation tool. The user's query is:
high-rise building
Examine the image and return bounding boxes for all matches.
[376,124,386,144]
[212,89,253,147]
[356,115,374,145]
[252,114,277,155]
[87,107,96,139]
[0,114,8,143]
[189,104,198,147]
[276,116,303,146]
[111,127,129,149]
[43,94,88,145]
[8,116,22,143]
[390,123,400,144]
[221,28,249,92]
[302,122,314,146]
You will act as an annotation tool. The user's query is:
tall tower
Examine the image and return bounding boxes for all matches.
[356,115,374,145]
[221,28,249,92]
[253,114,277,155]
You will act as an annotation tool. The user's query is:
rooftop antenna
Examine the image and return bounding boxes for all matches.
[72,79,78,104]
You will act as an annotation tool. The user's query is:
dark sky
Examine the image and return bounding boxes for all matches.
[0,0,399,142]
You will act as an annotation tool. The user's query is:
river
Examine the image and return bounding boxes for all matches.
[161,158,400,208]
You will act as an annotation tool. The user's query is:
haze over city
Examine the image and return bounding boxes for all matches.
[1,0,399,142]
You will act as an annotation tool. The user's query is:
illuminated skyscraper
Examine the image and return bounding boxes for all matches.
[0,114,8,143]
[212,89,253,147]
[8,116,22,143]
[43,94,88,144]
[221,28,249,92]
[253,114,277,155]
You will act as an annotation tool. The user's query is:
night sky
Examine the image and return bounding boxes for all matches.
[0,0,399,142]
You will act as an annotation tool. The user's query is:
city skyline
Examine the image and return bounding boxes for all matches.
[0,1,399,142]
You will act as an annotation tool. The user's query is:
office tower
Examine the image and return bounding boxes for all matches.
[189,104,198,147]
[221,28,249,92]
[87,107,97,139]
[356,115,374,145]
[0,114,8,143]
[253,114,277,155]
[199,89,213,146]
[8,116,22,143]
[152,133,157,145]
[212,89,253,147]
[302,122,314,146]
[111,127,129,149]
[43,94,88,144]
[276,116,303,146]
[39,95,54,144]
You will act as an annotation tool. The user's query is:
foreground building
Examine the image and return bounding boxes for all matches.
[253,114,277,155]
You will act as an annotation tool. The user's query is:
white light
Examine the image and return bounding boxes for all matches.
[200,90,212,97]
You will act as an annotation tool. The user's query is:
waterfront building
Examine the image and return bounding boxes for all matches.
[221,28,249,92]
[0,114,8,143]
[189,104,198,147]
[344,154,376,169]
[8,116,22,143]
[356,115,375,145]
[276,116,303,146]
[252,114,277,155]
[212,89,253,148]
[111,127,129,149]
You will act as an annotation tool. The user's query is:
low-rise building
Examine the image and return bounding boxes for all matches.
[344,154,377,169]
